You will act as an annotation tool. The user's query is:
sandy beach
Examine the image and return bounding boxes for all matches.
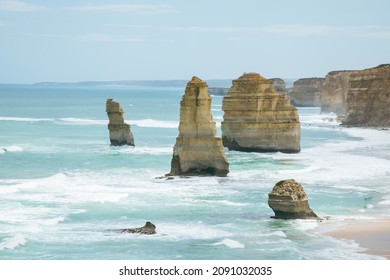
[326,219,390,259]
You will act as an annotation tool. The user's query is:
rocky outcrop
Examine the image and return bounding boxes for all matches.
[168,76,229,176]
[106,99,135,146]
[321,71,356,115]
[221,72,301,153]
[269,78,288,96]
[289,78,324,107]
[268,179,318,219]
[342,64,390,127]
[121,221,156,235]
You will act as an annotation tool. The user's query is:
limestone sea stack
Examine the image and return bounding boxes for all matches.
[106,99,135,146]
[268,179,318,219]
[321,71,356,115]
[221,72,301,153]
[342,64,390,127]
[288,78,324,107]
[168,76,229,176]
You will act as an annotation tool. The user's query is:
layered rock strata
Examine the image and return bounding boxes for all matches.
[289,78,324,107]
[321,71,356,115]
[221,72,300,153]
[121,221,156,235]
[342,64,390,127]
[268,179,318,219]
[106,99,135,146]
[168,76,229,176]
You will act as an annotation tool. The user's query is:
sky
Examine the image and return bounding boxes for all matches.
[0,0,390,83]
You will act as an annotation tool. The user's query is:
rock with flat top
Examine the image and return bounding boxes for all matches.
[321,70,356,115]
[342,64,390,127]
[222,72,300,153]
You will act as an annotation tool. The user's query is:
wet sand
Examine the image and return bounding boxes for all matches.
[326,219,390,259]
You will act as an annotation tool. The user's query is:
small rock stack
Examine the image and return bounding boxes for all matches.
[106,99,135,146]
[268,179,318,219]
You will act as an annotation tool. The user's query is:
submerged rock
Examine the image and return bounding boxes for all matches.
[168,76,229,176]
[268,179,318,219]
[222,72,301,153]
[121,221,156,235]
[342,64,390,127]
[106,99,135,146]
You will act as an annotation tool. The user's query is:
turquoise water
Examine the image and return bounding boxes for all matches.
[0,85,389,259]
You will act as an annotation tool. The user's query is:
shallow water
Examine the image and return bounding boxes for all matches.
[0,85,389,259]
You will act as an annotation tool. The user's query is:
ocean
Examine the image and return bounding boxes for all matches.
[0,84,389,260]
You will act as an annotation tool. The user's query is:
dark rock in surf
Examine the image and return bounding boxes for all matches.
[121,221,156,235]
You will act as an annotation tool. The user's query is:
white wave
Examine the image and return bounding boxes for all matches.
[379,196,390,205]
[0,116,54,122]
[130,119,178,128]
[258,230,287,238]
[199,199,250,207]
[213,238,245,249]
[156,222,233,240]
[0,234,27,250]
[0,145,24,154]
[293,220,320,231]
[59,118,107,125]
[114,146,172,155]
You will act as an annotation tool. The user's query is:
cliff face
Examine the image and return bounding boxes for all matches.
[342,64,390,127]
[269,78,288,96]
[321,71,356,115]
[106,99,135,146]
[289,78,324,107]
[221,72,300,153]
[169,76,229,176]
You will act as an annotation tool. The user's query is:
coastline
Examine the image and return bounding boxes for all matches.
[323,219,390,259]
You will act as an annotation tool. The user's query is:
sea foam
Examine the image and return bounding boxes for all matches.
[0,234,27,250]
[130,119,178,128]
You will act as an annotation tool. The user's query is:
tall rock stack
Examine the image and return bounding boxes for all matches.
[321,71,356,115]
[168,76,229,176]
[288,78,324,107]
[222,72,301,153]
[106,99,135,146]
[342,64,390,127]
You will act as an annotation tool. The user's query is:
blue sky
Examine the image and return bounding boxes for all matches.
[0,0,389,83]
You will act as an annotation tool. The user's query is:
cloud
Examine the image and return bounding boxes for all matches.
[16,32,147,43]
[67,4,177,15]
[150,24,390,39]
[79,33,146,43]
[0,0,45,12]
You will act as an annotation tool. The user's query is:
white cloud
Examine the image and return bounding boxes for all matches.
[16,32,147,43]
[0,0,45,12]
[78,33,146,43]
[67,4,177,15]
[155,24,390,39]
